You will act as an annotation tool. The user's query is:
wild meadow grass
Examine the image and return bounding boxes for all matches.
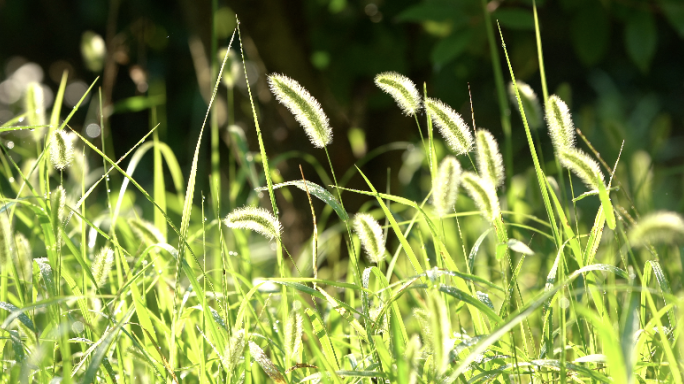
[0,9,683,384]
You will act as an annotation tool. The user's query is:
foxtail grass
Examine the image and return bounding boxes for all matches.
[224,206,282,241]
[424,97,473,155]
[268,73,332,148]
[432,156,461,217]
[374,71,422,116]
[353,213,386,263]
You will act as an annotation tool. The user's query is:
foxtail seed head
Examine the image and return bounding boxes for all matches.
[50,130,74,170]
[545,95,575,153]
[629,211,684,247]
[268,73,332,148]
[425,97,473,155]
[224,329,246,372]
[353,213,386,263]
[0,214,12,265]
[508,81,542,130]
[284,306,303,359]
[224,206,282,241]
[91,246,114,287]
[460,171,500,224]
[14,233,32,281]
[24,82,46,140]
[432,156,461,217]
[52,185,67,223]
[374,71,421,116]
[129,218,166,245]
[558,148,604,191]
[475,129,505,188]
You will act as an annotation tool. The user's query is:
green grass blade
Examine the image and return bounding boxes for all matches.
[497,23,561,249]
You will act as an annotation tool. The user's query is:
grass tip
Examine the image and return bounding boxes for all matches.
[353,212,386,263]
[374,71,422,116]
[432,156,461,217]
[224,206,282,241]
[268,73,332,148]
[425,97,473,155]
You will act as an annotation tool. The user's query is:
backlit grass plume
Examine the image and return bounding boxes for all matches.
[224,206,282,241]
[50,130,74,170]
[284,307,303,359]
[475,129,505,188]
[0,214,12,265]
[52,185,67,223]
[353,213,386,263]
[432,156,461,217]
[129,218,165,245]
[268,73,332,148]
[24,82,46,139]
[460,171,500,224]
[558,147,604,191]
[374,71,421,116]
[545,95,575,152]
[628,211,684,247]
[91,246,114,287]
[224,329,246,372]
[508,80,542,130]
[425,97,473,155]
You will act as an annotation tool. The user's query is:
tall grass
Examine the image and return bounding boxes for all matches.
[0,8,682,384]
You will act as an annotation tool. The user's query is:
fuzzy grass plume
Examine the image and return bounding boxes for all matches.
[475,129,504,188]
[353,213,386,263]
[0,213,12,265]
[268,73,332,148]
[628,211,684,247]
[545,95,575,152]
[432,156,461,217]
[284,306,303,359]
[425,97,473,155]
[91,246,114,287]
[50,130,74,170]
[129,218,165,245]
[559,147,604,190]
[460,171,500,224]
[224,206,282,241]
[24,82,46,140]
[508,80,542,130]
[374,71,421,116]
[224,329,246,372]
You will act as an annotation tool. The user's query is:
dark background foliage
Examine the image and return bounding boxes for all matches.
[1,0,683,250]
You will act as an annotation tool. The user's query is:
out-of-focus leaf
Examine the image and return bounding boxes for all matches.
[658,0,684,38]
[625,11,657,73]
[396,2,467,23]
[494,8,535,30]
[571,3,609,66]
[431,30,472,67]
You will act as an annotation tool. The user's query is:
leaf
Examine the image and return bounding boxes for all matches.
[625,11,657,73]
[571,3,609,66]
[507,238,534,255]
[249,341,286,384]
[597,174,616,230]
[431,30,473,67]
[396,2,467,23]
[658,0,684,38]
[305,308,341,371]
[494,8,534,30]
[257,180,348,221]
[82,306,136,384]
[0,302,35,331]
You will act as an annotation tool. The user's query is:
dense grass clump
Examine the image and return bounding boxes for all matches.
[0,12,682,384]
